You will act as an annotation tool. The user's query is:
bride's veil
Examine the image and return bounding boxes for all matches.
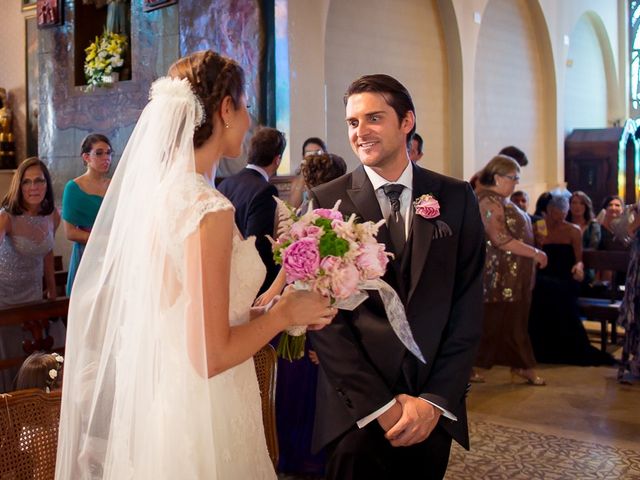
[55,77,217,478]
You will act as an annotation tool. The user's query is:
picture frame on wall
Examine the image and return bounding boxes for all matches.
[25,15,39,157]
[143,0,177,12]
[37,0,63,28]
[22,0,36,12]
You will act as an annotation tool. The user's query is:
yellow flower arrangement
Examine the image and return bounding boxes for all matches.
[84,30,128,87]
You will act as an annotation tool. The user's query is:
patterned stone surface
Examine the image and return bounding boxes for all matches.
[447,420,640,479]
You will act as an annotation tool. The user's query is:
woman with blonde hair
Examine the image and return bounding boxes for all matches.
[472,155,546,385]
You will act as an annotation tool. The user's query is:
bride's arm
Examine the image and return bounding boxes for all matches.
[186,209,333,378]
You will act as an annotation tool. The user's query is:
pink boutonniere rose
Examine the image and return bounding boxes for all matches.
[414,194,440,219]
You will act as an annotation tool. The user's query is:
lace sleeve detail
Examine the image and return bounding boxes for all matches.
[167,174,235,241]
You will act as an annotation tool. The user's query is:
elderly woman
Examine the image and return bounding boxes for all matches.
[0,157,60,392]
[472,155,547,385]
[529,192,614,365]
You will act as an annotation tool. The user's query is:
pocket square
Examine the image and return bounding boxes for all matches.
[432,220,453,239]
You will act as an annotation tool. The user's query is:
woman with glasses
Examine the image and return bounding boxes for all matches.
[471,154,547,385]
[61,133,112,294]
[0,157,60,392]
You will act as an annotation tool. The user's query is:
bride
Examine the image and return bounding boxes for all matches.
[55,50,335,479]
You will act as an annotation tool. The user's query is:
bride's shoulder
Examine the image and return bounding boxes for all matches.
[166,173,235,239]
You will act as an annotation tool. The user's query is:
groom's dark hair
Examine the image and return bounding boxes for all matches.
[344,74,416,145]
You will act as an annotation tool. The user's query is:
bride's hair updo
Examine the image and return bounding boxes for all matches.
[168,50,245,148]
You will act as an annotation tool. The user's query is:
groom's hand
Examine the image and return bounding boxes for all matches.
[384,394,441,447]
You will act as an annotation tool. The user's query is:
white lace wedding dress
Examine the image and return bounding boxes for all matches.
[192,175,275,479]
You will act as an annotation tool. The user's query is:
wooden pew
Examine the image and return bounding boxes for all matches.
[577,249,629,351]
[0,297,69,371]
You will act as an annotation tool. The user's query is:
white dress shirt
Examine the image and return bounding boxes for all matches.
[356,163,457,428]
[245,164,270,181]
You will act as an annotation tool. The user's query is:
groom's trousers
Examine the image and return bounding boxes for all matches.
[324,421,452,480]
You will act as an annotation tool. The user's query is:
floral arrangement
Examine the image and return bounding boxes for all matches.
[84,30,127,87]
[270,199,390,361]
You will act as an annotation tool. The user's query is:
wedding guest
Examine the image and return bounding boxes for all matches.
[289,137,327,208]
[528,192,615,365]
[256,152,347,478]
[532,191,552,245]
[618,205,640,382]
[15,351,63,392]
[0,157,60,393]
[62,133,112,295]
[598,195,629,251]
[597,195,630,285]
[567,191,601,288]
[567,191,600,249]
[408,132,424,163]
[472,155,546,385]
[470,145,528,190]
[510,190,529,213]
[499,145,528,167]
[56,50,335,479]
[218,126,286,294]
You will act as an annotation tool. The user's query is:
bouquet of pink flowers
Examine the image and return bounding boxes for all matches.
[270,199,390,360]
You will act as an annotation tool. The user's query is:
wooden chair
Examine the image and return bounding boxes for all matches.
[578,249,630,351]
[253,344,279,469]
[0,388,62,480]
[0,298,69,371]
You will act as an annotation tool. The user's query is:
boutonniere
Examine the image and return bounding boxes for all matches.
[413,194,440,219]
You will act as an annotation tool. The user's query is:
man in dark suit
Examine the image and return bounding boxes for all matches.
[218,126,286,293]
[308,74,485,480]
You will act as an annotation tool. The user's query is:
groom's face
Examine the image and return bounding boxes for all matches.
[345,92,413,174]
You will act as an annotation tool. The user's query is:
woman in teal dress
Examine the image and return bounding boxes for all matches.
[62,134,112,295]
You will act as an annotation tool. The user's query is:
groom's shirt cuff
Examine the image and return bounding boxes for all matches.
[420,398,458,421]
[356,399,396,428]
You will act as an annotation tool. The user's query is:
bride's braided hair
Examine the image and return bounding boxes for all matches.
[168,50,245,148]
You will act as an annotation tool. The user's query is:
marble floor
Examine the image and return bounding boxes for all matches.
[279,331,640,479]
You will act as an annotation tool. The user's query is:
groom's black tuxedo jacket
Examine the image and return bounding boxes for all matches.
[308,163,484,452]
[218,168,279,293]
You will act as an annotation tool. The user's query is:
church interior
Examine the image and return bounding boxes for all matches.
[0,0,639,479]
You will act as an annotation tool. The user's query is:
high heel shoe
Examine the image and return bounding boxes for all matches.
[469,370,485,383]
[510,368,546,386]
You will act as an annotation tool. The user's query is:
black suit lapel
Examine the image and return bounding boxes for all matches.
[405,164,440,303]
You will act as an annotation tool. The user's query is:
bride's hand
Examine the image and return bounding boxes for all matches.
[271,286,337,330]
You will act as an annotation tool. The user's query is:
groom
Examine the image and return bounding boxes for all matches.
[308,74,485,479]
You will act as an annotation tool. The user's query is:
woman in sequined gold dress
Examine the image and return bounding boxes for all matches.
[472,155,547,385]
[0,157,60,392]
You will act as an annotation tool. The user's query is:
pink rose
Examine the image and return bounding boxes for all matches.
[356,243,389,280]
[330,263,360,299]
[414,194,440,219]
[314,208,343,221]
[282,238,320,282]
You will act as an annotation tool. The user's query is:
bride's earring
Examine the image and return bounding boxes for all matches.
[224,122,230,129]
